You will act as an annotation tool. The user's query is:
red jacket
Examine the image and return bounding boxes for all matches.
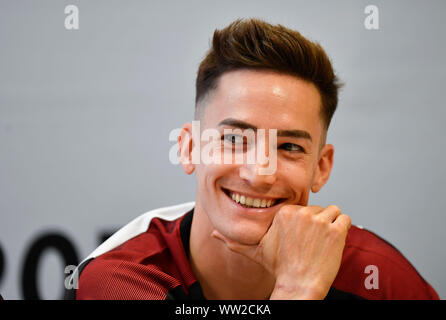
[69,203,439,300]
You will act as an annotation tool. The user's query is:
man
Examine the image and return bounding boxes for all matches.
[69,18,439,300]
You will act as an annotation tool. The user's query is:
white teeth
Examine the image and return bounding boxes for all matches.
[228,191,277,208]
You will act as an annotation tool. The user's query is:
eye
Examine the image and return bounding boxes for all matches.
[223,134,244,145]
[280,143,304,152]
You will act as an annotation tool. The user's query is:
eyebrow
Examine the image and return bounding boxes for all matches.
[218,118,312,141]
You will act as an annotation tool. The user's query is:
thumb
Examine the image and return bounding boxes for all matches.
[211,230,259,262]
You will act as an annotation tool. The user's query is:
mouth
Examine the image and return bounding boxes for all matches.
[222,187,286,209]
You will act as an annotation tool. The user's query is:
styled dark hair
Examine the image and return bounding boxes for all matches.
[195,18,342,129]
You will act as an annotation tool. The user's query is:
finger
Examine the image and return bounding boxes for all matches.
[211,230,258,262]
[333,213,352,232]
[321,205,342,222]
[304,205,324,215]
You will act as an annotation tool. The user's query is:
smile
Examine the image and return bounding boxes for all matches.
[222,188,285,209]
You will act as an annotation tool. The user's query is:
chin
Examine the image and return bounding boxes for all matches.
[218,219,267,245]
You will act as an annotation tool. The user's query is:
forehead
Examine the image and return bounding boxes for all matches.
[201,69,323,134]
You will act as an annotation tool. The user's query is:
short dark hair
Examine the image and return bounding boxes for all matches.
[195,18,342,130]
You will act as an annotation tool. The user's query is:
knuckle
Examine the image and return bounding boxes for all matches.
[297,206,309,216]
[327,204,341,213]
[309,205,324,213]
[278,205,294,217]
[332,216,351,235]
[277,205,297,222]
[298,209,313,221]
[314,215,327,225]
[299,205,320,216]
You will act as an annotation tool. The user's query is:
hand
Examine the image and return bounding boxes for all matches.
[212,205,351,299]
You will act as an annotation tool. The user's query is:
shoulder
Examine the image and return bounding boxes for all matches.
[74,202,195,300]
[76,228,181,299]
[333,225,439,299]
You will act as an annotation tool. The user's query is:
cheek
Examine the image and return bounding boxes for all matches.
[195,162,238,194]
[279,160,314,189]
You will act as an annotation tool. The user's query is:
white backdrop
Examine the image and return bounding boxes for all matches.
[0,0,445,299]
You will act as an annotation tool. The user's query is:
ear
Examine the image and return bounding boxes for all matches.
[311,144,334,193]
[178,123,195,175]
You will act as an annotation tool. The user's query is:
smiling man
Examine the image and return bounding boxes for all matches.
[69,18,439,300]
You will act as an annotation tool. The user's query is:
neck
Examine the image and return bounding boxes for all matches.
[189,202,276,300]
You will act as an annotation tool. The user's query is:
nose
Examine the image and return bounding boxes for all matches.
[238,128,278,186]
[239,161,277,187]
